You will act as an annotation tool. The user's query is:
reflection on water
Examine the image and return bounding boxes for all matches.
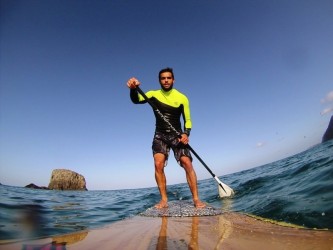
[215,215,233,249]
[17,204,46,240]
[188,217,199,250]
[10,204,88,250]
[5,212,333,249]
[155,217,201,250]
[156,217,167,250]
[20,229,88,250]
[52,202,82,211]
[52,231,88,245]
[151,215,232,250]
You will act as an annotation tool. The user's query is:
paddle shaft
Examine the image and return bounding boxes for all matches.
[135,86,227,193]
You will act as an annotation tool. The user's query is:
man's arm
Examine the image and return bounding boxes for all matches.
[182,95,192,136]
[179,94,192,144]
[127,77,143,104]
[130,89,140,103]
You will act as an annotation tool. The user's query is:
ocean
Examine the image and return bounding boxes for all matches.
[1,140,332,241]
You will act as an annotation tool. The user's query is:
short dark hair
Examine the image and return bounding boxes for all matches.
[159,67,174,79]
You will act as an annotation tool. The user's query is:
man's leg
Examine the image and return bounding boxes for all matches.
[180,156,206,208]
[154,153,168,208]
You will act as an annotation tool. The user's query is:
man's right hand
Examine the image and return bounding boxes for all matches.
[127,77,140,89]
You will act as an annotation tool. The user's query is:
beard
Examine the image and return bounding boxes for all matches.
[160,83,173,91]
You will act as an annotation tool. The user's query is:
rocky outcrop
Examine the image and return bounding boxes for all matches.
[25,183,49,189]
[48,169,87,191]
[322,116,333,143]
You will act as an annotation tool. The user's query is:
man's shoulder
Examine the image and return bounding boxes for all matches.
[147,89,188,101]
[147,89,183,95]
[146,89,160,96]
[172,89,188,99]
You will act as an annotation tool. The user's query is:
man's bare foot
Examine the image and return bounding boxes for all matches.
[154,200,168,209]
[194,200,206,208]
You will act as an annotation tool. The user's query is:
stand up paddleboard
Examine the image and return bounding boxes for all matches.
[2,204,333,250]
[140,200,222,217]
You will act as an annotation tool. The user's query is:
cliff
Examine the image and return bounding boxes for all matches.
[322,115,333,143]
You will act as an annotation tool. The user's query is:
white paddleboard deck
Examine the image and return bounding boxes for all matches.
[139,200,222,217]
[3,210,333,249]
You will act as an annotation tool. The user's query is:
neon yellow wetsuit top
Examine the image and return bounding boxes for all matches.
[130,88,192,136]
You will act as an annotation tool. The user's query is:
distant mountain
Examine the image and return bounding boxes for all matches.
[322,115,333,143]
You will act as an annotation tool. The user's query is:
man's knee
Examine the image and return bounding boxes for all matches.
[154,153,166,170]
[180,156,193,170]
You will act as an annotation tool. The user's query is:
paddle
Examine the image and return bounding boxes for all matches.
[135,86,234,198]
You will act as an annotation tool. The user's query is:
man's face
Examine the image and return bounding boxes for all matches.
[159,72,174,91]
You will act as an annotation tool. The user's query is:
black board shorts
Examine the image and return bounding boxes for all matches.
[152,131,192,166]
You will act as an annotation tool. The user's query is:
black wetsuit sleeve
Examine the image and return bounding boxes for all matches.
[130,89,145,104]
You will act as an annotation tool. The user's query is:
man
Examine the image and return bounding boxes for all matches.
[127,67,206,209]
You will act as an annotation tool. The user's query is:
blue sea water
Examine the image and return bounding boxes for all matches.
[0,140,332,240]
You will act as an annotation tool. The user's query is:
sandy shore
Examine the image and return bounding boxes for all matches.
[2,212,333,250]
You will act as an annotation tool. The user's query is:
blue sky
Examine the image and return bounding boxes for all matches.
[1,0,332,190]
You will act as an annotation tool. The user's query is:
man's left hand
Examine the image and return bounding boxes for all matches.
[179,134,189,145]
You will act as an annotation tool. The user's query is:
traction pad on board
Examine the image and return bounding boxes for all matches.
[139,200,222,217]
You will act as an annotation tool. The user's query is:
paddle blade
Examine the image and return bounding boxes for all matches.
[214,176,234,198]
[218,182,235,198]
